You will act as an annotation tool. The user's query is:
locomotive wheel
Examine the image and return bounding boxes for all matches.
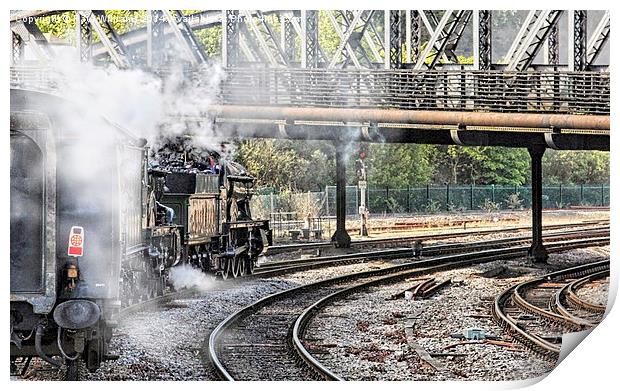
[220,259,230,280]
[238,256,247,277]
[231,257,240,279]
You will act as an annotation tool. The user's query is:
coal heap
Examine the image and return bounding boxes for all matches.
[150,135,220,174]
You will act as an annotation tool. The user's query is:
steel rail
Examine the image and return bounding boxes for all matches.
[207,233,609,380]
[511,262,609,329]
[553,270,609,326]
[563,270,609,313]
[265,220,609,255]
[252,226,609,277]
[208,105,610,131]
[493,258,610,361]
[291,237,608,379]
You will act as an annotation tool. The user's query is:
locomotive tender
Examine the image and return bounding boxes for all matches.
[10,89,271,379]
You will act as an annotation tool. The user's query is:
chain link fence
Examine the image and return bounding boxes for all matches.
[252,183,609,220]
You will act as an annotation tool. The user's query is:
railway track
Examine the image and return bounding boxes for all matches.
[265,220,608,255]
[493,260,610,362]
[252,225,609,277]
[207,232,609,380]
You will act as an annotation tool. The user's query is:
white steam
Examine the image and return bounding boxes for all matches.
[44,46,226,152]
[168,264,215,292]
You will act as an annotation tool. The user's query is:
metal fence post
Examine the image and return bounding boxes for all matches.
[470,184,474,210]
[385,186,390,213]
[580,184,584,205]
[446,183,450,210]
[559,184,563,207]
[601,183,605,206]
[407,186,411,213]
[426,184,430,205]
[325,185,330,215]
[270,191,275,216]
[491,184,495,203]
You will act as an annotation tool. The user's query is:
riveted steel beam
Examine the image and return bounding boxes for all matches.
[281,14,295,63]
[161,10,207,65]
[301,10,319,68]
[77,10,130,68]
[384,10,402,69]
[338,10,383,64]
[11,32,24,65]
[568,10,588,71]
[586,11,609,67]
[147,10,165,68]
[506,10,563,71]
[10,19,53,63]
[327,10,365,68]
[241,10,288,66]
[473,10,492,70]
[415,10,472,70]
[76,12,92,63]
[222,10,239,67]
[405,10,420,64]
[544,23,559,65]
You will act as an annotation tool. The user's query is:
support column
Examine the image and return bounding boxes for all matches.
[332,145,351,248]
[405,10,420,64]
[301,10,319,68]
[473,10,492,70]
[76,11,92,63]
[568,10,587,71]
[528,145,548,263]
[147,10,165,68]
[11,32,23,65]
[222,10,239,68]
[281,14,295,64]
[545,23,559,65]
[384,10,402,69]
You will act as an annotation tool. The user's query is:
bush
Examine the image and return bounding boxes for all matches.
[504,193,524,210]
[423,199,441,214]
[386,197,405,213]
[479,198,501,213]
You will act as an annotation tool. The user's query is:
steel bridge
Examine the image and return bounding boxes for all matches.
[10,10,611,260]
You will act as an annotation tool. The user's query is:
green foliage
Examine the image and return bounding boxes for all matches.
[365,144,433,188]
[504,193,524,210]
[235,139,335,191]
[35,11,147,44]
[543,150,610,185]
[430,146,529,185]
[385,197,405,213]
[423,199,441,214]
[479,198,501,213]
[194,25,222,57]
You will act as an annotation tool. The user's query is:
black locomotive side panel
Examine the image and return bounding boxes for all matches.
[10,131,45,294]
[56,140,120,300]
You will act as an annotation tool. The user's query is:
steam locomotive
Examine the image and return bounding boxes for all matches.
[10,89,271,379]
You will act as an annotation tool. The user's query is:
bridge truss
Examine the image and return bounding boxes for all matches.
[10,10,610,71]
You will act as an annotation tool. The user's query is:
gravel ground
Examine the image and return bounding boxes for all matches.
[13,241,610,381]
[304,246,610,381]
[16,258,398,381]
[575,278,610,307]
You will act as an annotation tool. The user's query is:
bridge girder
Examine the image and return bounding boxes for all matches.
[12,9,610,71]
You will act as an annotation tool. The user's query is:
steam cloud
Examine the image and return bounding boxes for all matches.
[168,264,215,292]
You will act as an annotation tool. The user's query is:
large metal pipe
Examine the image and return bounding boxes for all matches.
[208,105,610,131]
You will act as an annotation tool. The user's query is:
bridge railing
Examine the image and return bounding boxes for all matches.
[216,68,610,115]
[9,66,610,116]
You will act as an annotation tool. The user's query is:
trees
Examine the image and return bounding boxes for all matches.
[364,144,433,188]
[429,146,529,185]
[543,150,610,185]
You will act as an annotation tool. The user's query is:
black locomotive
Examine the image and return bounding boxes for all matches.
[10,89,271,379]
